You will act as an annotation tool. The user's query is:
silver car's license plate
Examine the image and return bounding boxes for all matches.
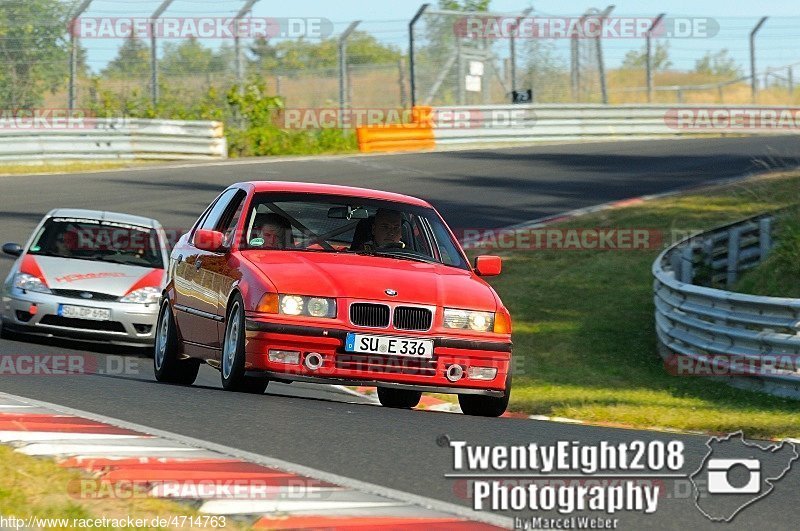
[345,332,433,358]
[58,304,111,321]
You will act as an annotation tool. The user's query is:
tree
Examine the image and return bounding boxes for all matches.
[102,34,150,78]
[247,32,401,75]
[621,41,672,71]
[694,49,741,78]
[0,0,72,107]
[160,38,220,76]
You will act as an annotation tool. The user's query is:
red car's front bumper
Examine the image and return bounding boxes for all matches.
[244,319,512,396]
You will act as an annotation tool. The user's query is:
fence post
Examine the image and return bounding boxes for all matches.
[68,1,93,110]
[594,6,614,104]
[645,13,665,103]
[234,1,261,94]
[398,59,408,108]
[750,17,768,103]
[727,227,742,287]
[338,21,361,126]
[408,4,430,108]
[509,8,532,95]
[150,0,176,107]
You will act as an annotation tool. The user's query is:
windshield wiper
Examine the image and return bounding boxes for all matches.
[360,249,439,264]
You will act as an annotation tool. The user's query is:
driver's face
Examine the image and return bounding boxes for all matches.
[257,224,286,248]
[372,214,402,246]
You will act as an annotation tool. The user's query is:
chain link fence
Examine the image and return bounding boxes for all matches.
[3,2,800,115]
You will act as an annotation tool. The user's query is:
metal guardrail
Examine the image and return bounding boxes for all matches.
[0,119,227,162]
[652,213,800,399]
[432,104,800,145]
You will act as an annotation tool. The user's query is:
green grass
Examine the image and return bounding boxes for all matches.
[734,209,800,298]
[0,161,153,176]
[478,171,800,438]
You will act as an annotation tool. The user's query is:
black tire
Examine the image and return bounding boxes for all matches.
[458,372,511,417]
[221,294,269,394]
[377,387,422,409]
[0,319,19,340]
[153,299,200,385]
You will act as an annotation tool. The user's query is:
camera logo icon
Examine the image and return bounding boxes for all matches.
[707,459,761,494]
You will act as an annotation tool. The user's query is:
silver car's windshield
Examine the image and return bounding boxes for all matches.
[28,217,164,269]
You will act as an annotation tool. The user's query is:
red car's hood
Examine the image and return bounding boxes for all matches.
[242,251,497,311]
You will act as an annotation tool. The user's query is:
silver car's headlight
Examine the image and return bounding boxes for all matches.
[443,308,495,332]
[13,273,52,294]
[279,294,336,318]
[119,287,161,304]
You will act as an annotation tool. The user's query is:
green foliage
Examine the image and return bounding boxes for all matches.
[694,49,742,78]
[621,41,672,71]
[225,81,356,157]
[0,0,72,107]
[161,38,230,76]
[438,0,491,10]
[102,34,150,78]
[248,32,401,74]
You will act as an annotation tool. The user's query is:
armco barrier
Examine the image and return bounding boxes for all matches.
[652,212,800,399]
[0,119,227,162]
[358,104,800,152]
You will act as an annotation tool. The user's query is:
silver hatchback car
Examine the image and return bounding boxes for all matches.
[1,209,169,347]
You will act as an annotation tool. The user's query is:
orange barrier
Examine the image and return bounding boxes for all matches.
[356,106,435,153]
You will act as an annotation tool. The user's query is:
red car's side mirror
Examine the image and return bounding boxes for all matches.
[194,229,225,252]
[474,255,502,276]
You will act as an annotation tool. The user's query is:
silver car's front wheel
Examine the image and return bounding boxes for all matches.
[220,294,268,394]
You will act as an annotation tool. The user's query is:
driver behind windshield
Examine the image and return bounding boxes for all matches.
[368,208,405,249]
[250,213,292,249]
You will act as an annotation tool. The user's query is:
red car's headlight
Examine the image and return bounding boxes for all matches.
[257,293,337,319]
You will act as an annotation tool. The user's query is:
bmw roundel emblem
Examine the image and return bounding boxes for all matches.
[80,292,93,299]
[385,289,398,297]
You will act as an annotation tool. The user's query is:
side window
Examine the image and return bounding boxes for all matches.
[218,191,247,247]
[192,189,238,245]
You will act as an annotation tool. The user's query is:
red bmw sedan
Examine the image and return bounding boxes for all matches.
[154,182,513,416]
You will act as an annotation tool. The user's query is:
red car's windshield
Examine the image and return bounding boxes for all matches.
[240,193,469,270]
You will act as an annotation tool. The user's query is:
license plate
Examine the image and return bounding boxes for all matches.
[345,333,434,359]
[58,304,111,321]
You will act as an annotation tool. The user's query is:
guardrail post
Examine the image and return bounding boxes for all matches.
[680,245,694,283]
[727,227,742,287]
[670,249,681,281]
[759,217,773,260]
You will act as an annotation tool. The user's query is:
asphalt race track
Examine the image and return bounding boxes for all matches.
[2,136,800,529]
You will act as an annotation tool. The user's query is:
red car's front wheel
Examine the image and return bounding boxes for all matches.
[221,294,269,394]
[458,372,511,417]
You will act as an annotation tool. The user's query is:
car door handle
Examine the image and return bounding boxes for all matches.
[195,259,202,271]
